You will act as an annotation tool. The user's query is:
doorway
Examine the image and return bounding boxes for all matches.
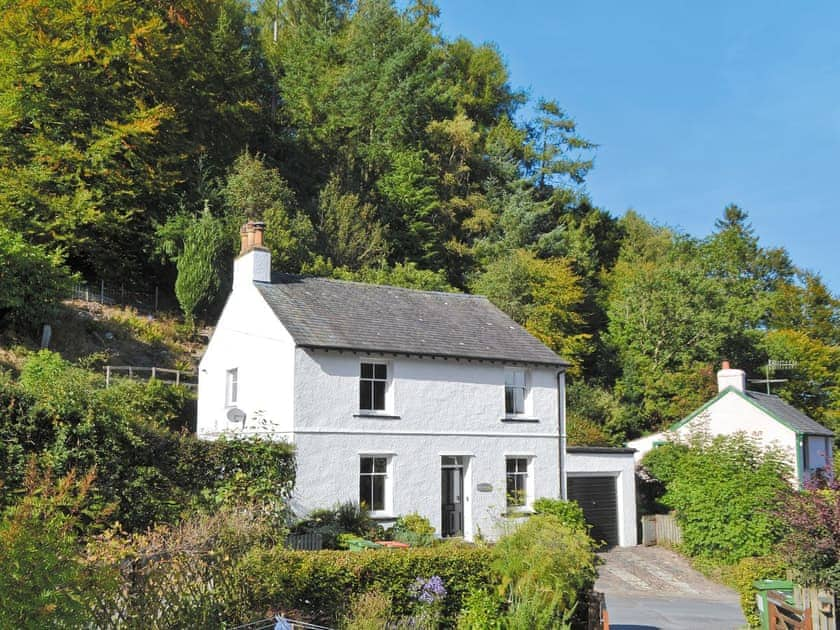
[441,456,464,537]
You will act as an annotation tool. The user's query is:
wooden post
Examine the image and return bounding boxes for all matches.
[100,280,105,304]
[106,366,111,388]
[154,286,159,312]
[151,367,156,380]
[176,370,180,385]
[128,366,133,379]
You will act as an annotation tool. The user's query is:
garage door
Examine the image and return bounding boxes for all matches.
[567,476,618,548]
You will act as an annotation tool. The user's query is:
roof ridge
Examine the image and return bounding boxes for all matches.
[267,272,489,300]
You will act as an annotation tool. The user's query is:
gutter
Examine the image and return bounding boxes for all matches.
[557,369,567,500]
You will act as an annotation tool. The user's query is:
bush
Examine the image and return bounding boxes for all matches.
[456,587,504,630]
[390,512,436,547]
[641,433,791,563]
[237,543,496,626]
[1,352,295,531]
[725,554,787,629]
[0,226,73,334]
[0,464,117,629]
[291,501,380,549]
[532,498,588,533]
[340,590,393,629]
[492,514,597,627]
[778,476,840,591]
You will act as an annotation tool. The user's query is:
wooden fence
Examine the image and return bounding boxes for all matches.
[641,513,683,546]
[769,589,813,629]
[72,280,168,313]
[794,585,838,630]
[105,365,197,389]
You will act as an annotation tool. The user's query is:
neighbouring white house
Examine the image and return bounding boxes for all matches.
[628,361,834,486]
[197,221,637,545]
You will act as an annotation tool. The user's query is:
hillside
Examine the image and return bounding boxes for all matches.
[0,299,204,376]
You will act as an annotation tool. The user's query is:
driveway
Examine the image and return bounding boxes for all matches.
[595,545,747,629]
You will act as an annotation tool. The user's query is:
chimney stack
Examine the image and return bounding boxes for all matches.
[234,219,271,288]
[717,360,746,393]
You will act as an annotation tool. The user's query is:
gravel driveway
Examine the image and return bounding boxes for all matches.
[595,545,747,629]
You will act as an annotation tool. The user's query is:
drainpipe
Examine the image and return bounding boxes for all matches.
[557,369,567,500]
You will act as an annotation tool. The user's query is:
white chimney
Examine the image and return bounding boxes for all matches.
[233,220,271,289]
[717,360,746,393]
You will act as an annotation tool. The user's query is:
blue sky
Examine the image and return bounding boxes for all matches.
[427,1,840,294]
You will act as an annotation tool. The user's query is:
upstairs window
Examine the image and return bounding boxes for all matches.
[360,362,387,411]
[226,368,238,406]
[506,457,529,508]
[505,368,526,415]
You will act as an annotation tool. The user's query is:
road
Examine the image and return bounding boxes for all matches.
[595,545,747,630]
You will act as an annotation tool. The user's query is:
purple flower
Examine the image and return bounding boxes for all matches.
[409,575,447,604]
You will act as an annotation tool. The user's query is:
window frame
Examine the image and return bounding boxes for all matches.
[225,367,239,406]
[359,360,390,413]
[359,454,393,517]
[505,456,533,512]
[504,368,527,416]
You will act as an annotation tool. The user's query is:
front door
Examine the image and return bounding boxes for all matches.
[441,456,464,537]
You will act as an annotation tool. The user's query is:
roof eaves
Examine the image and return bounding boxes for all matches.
[296,343,570,368]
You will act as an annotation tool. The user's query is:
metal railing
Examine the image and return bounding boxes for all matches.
[72,280,165,313]
[105,365,197,389]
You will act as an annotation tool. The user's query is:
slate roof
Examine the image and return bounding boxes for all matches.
[255,274,568,366]
[743,390,834,436]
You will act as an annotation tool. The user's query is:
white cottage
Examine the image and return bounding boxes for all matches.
[198,221,637,544]
[629,362,834,486]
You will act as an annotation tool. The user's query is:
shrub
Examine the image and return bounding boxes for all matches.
[725,554,787,629]
[777,476,840,591]
[340,590,393,630]
[291,501,380,549]
[456,587,504,630]
[391,512,436,547]
[0,464,117,629]
[237,543,495,626]
[0,226,73,334]
[1,353,295,531]
[492,514,597,626]
[642,433,791,564]
[532,498,588,533]
[88,506,277,627]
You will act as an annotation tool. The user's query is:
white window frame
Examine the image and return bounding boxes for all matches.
[225,367,239,406]
[359,454,393,517]
[504,368,528,416]
[359,360,390,413]
[505,455,534,511]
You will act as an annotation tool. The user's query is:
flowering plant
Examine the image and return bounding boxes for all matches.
[409,575,447,604]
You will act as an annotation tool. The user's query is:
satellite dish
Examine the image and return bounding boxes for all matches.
[226,407,246,423]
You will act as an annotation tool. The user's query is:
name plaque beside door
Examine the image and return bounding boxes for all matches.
[476,483,493,492]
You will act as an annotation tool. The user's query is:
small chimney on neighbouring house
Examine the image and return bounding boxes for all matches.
[717,360,746,392]
[233,219,271,288]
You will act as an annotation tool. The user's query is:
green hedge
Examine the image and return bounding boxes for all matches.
[237,544,496,626]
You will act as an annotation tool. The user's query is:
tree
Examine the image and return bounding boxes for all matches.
[222,152,315,272]
[526,99,595,190]
[471,250,591,374]
[0,226,73,333]
[316,175,387,269]
[175,207,230,327]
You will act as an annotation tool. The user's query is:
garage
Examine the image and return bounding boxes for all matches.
[565,446,637,547]
[567,475,619,547]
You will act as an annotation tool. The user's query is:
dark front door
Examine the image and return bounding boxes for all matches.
[441,456,464,537]
[568,475,619,548]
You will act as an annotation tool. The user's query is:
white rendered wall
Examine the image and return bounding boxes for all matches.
[197,282,296,439]
[675,392,797,476]
[291,349,562,540]
[566,452,638,547]
[626,432,666,462]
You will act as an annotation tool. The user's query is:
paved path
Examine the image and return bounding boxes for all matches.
[595,546,747,629]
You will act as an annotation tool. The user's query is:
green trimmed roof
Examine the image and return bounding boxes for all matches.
[670,386,833,437]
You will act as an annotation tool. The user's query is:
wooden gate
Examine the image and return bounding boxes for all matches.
[768,590,813,630]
